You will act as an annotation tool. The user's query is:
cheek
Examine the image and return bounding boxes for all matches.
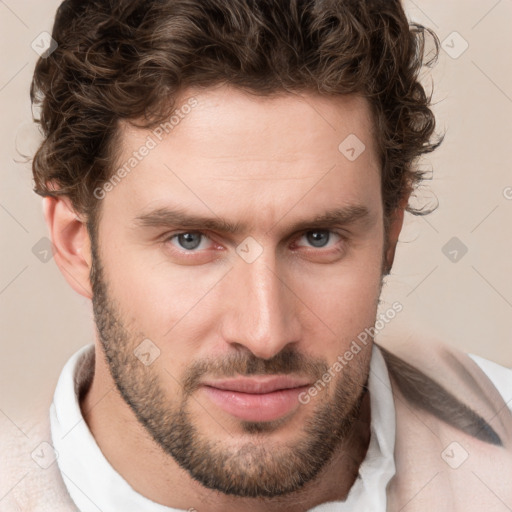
[289,239,384,351]
[100,236,220,337]
[297,267,381,336]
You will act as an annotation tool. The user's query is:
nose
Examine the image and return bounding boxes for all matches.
[219,249,301,360]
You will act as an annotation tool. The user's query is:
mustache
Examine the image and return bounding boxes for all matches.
[180,348,329,396]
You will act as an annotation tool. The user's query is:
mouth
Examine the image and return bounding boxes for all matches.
[200,376,312,422]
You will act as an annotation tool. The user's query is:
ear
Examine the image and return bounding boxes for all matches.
[43,196,93,299]
[384,200,407,274]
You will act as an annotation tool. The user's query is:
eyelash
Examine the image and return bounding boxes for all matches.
[162,229,347,256]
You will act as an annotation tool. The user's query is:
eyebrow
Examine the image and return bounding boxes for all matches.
[134,204,371,235]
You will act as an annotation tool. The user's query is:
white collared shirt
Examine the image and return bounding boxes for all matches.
[49,344,512,512]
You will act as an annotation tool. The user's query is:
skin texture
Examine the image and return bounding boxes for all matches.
[44,84,405,511]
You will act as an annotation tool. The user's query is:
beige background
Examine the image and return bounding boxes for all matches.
[1,0,511,426]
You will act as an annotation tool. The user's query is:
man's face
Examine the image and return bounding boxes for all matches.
[90,85,386,498]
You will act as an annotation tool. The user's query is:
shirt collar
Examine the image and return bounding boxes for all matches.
[50,343,396,512]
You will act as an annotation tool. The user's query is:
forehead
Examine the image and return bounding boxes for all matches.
[106,85,382,232]
[121,85,378,164]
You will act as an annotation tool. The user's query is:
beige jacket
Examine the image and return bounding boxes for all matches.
[383,341,512,511]
[0,341,511,511]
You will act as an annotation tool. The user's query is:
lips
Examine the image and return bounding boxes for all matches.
[202,376,312,394]
[200,376,312,422]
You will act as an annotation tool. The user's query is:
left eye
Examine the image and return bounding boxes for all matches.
[296,230,341,249]
[168,232,212,251]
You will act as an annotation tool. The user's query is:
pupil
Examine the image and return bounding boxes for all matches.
[307,231,329,248]
[179,233,201,250]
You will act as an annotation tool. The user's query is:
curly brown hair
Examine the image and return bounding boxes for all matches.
[30,0,443,234]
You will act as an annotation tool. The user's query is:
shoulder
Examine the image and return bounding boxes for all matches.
[380,340,512,510]
[0,405,78,511]
[377,339,512,447]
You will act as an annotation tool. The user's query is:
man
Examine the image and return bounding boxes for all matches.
[1,0,511,510]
